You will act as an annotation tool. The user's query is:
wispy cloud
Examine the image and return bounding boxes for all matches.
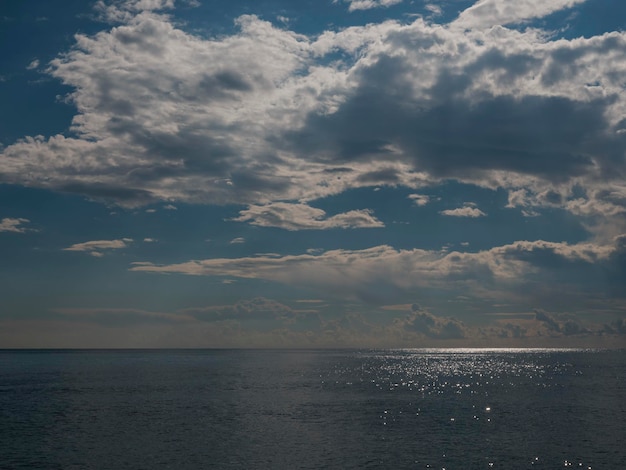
[131,237,622,306]
[0,218,33,233]
[63,238,133,257]
[454,0,587,28]
[408,194,430,207]
[26,59,39,70]
[53,307,194,323]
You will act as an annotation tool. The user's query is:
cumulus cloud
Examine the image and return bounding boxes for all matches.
[0,218,32,233]
[0,0,625,238]
[63,238,133,256]
[232,202,384,230]
[440,204,486,217]
[534,309,591,336]
[402,304,467,339]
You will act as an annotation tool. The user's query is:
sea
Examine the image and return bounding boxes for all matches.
[1,349,624,469]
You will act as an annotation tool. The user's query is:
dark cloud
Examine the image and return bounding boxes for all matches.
[534,309,591,336]
[292,86,605,182]
[500,323,527,338]
[534,309,561,332]
[404,304,466,339]
[196,71,254,99]
[602,318,626,335]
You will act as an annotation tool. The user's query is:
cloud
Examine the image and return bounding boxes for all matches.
[26,59,40,70]
[0,0,625,243]
[130,237,623,306]
[603,318,626,335]
[440,204,486,217]
[233,202,384,230]
[454,0,587,29]
[0,218,32,233]
[1,11,318,206]
[95,0,176,21]
[63,238,132,256]
[534,309,561,332]
[229,237,245,244]
[402,304,467,339]
[338,0,403,12]
[534,309,591,336]
[424,4,442,17]
[408,194,430,206]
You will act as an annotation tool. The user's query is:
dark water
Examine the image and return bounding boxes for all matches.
[0,349,624,469]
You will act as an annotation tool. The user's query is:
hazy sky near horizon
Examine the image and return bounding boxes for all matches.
[1,0,625,348]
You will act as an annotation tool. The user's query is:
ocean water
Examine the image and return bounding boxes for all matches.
[0,349,624,469]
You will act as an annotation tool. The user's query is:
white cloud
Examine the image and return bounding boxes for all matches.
[95,0,175,22]
[63,238,132,256]
[440,205,486,217]
[0,218,32,233]
[339,0,403,12]
[26,59,39,70]
[233,202,384,230]
[408,194,430,206]
[229,237,245,244]
[454,0,587,29]
[130,237,621,304]
[0,0,625,241]
[424,4,442,17]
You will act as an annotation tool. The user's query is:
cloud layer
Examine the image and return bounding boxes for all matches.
[0,0,624,239]
[131,236,625,310]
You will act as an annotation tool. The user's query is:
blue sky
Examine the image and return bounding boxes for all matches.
[1,0,625,348]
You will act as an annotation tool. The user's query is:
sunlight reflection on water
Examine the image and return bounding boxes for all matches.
[0,349,623,469]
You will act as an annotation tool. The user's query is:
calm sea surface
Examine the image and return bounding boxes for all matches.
[1,349,624,469]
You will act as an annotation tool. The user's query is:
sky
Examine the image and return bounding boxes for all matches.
[1,0,625,348]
